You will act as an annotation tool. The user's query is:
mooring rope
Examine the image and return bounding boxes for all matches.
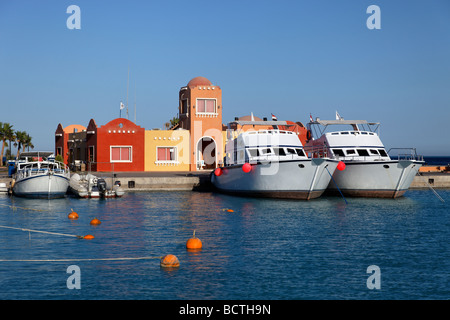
[0,203,45,212]
[0,225,83,239]
[0,256,162,262]
[325,166,348,204]
[416,171,445,203]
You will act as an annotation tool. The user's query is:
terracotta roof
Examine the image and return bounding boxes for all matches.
[187,76,212,87]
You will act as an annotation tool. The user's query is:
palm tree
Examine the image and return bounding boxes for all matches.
[0,122,14,166]
[23,133,34,152]
[14,130,27,160]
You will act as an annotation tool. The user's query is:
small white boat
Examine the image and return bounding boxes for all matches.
[69,173,124,198]
[12,152,70,199]
[305,116,424,198]
[211,120,339,200]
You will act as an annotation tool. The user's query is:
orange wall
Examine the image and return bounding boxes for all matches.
[187,86,223,171]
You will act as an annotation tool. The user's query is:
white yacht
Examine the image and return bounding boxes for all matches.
[305,117,424,198]
[12,152,70,199]
[210,120,339,200]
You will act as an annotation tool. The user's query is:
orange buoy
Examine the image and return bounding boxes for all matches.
[83,234,95,240]
[68,209,79,220]
[186,230,202,250]
[226,209,234,213]
[160,254,180,268]
[90,218,101,225]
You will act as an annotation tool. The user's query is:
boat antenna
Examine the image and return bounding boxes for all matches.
[126,66,129,120]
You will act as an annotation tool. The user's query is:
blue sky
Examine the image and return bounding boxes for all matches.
[1,0,449,155]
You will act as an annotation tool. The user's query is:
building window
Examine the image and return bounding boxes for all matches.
[111,146,132,162]
[196,99,216,114]
[88,146,95,162]
[157,147,177,162]
[181,99,188,114]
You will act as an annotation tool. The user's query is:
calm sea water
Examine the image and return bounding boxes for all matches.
[0,189,448,300]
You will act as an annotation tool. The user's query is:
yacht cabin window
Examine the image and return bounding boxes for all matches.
[378,149,388,157]
[247,148,259,157]
[332,149,345,157]
[273,148,286,156]
[286,148,297,155]
[357,149,370,157]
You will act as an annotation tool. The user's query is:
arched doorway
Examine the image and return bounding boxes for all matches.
[196,136,216,170]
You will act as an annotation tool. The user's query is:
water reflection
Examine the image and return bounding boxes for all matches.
[0,190,448,299]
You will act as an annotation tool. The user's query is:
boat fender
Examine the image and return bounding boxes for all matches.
[306,130,312,141]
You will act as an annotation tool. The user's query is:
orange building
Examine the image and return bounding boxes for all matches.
[55,123,87,166]
[178,76,225,171]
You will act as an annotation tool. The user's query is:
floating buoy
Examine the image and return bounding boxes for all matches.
[226,209,234,213]
[242,163,252,173]
[214,167,223,176]
[186,230,202,250]
[68,209,79,220]
[160,254,180,268]
[90,218,101,225]
[83,234,95,240]
[337,161,346,171]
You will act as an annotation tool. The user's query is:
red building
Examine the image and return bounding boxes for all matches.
[54,123,87,166]
[85,118,145,172]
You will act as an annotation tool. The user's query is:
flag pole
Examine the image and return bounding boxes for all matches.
[126,66,129,120]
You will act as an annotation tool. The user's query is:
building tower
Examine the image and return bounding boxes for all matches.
[178,76,223,171]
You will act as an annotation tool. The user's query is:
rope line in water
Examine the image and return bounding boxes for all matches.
[0,225,82,239]
[325,166,348,204]
[0,256,162,262]
[416,172,445,203]
[0,203,45,212]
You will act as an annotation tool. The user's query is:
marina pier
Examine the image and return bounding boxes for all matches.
[1,168,449,194]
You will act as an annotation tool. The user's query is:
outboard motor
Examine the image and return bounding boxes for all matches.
[97,178,107,192]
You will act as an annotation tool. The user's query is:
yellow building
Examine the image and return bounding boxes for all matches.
[144,129,190,171]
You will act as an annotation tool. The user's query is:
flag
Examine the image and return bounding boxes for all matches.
[309,114,313,122]
[120,102,125,110]
[271,113,277,121]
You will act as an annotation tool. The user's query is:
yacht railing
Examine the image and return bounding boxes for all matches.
[387,148,423,162]
[16,161,70,180]
[303,145,329,159]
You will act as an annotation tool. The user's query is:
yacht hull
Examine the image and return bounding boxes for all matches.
[13,174,70,199]
[327,160,423,198]
[211,159,339,200]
